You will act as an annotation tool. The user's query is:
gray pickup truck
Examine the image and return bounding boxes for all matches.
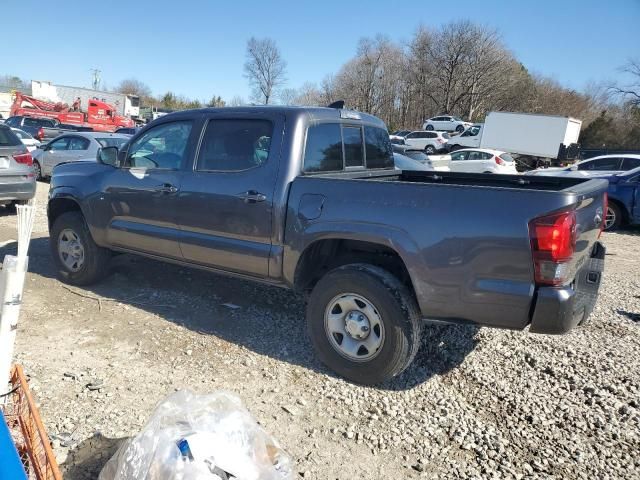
[47,106,608,385]
[5,116,90,142]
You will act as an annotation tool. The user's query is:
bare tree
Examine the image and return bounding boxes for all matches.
[244,37,287,104]
[229,95,246,107]
[278,87,298,105]
[608,58,640,106]
[114,78,152,99]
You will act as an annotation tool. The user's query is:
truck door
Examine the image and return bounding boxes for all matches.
[40,136,71,176]
[100,119,196,259]
[176,112,284,278]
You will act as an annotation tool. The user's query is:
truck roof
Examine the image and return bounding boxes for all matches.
[487,111,581,123]
[158,105,387,129]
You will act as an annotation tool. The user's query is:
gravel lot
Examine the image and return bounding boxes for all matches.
[1,182,639,479]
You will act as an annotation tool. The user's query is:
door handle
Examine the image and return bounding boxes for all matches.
[155,183,178,194]
[236,190,266,203]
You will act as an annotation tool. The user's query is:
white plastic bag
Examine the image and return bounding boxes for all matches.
[99,390,292,480]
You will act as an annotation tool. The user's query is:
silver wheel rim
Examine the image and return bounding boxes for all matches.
[324,293,385,362]
[58,228,85,272]
[605,206,616,230]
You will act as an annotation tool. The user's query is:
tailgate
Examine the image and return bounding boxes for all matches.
[570,179,608,271]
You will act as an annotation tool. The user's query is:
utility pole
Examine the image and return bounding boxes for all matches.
[90,68,101,90]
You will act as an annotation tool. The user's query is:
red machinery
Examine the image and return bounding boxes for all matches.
[10,92,134,132]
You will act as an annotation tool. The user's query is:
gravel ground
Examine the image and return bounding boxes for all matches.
[1,182,638,479]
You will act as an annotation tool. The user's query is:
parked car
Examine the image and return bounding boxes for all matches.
[403,130,449,154]
[392,144,449,171]
[422,115,472,133]
[449,148,517,174]
[48,106,608,385]
[115,127,139,135]
[4,116,88,142]
[525,154,640,176]
[11,128,41,152]
[393,152,432,171]
[33,131,130,180]
[0,124,36,207]
[391,130,411,138]
[446,124,483,151]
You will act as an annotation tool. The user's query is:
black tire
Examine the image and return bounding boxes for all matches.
[425,145,436,155]
[425,124,434,131]
[306,264,422,385]
[448,144,460,152]
[50,211,111,285]
[456,125,465,133]
[33,161,42,181]
[604,202,622,231]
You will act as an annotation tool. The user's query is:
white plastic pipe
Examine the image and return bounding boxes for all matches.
[0,255,28,393]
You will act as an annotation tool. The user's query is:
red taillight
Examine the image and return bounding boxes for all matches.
[13,153,33,166]
[37,127,44,140]
[529,210,577,285]
[437,138,444,144]
[495,156,506,166]
[599,192,608,237]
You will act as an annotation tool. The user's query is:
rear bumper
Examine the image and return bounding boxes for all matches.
[529,241,605,334]
[0,179,36,203]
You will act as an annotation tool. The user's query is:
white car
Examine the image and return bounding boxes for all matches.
[33,131,130,180]
[449,148,517,174]
[11,128,41,152]
[403,131,449,154]
[525,154,640,176]
[423,115,472,133]
[447,124,483,150]
[393,152,432,171]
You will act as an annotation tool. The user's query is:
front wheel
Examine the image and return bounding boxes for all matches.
[456,125,465,133]
[50,211,111,285]
[425,145,436,155]
[306,264,422,385]
[33,161,42,181]
[604,202,622,231]
[425,124,434,131]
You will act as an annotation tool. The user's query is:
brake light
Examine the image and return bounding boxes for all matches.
[437,138,444,144]
[495,156,506,166]
[599,193,608,237]
[13,153,33,166]
[37,127,44,140]
[529,210,577,285]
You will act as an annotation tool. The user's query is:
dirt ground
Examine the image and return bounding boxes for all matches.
[1,182,638,479]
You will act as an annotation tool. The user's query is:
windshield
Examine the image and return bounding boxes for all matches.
[0,127,21,146]
[97,137,128,148]
[13,129,34,140]
[500,153,514,162]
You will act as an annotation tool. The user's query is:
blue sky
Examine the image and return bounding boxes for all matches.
[4,0,639,101]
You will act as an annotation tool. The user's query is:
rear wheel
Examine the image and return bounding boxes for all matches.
[448,144,460,152]
[604,202,622,231]
[425,145,436,155]
[50,211,111,285]
[425,124,434,131]
[306,264,422,385]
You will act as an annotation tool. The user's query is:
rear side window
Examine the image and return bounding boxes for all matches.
[24,117,53,127]
[364,126,393,169]
[579,158,621,171]
[0,127,21,146]
[343,126,364,168]
[197,119,273,172]
[303,123,343,172]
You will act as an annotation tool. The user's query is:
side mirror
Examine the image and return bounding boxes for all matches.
[97,146,119,166]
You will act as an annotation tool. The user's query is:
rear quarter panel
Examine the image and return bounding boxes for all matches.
[284,175,605,330]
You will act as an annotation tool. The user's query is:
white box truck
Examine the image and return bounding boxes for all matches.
[447,112,582,167]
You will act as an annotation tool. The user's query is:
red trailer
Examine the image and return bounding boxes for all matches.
[10,92,134,132]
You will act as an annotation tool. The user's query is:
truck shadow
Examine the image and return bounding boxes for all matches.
[2,236,479,390]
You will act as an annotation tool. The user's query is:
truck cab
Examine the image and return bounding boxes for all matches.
[448,123,483,150]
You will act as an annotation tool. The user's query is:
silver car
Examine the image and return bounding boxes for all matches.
[33,131,130,180]
[0,124,36,207]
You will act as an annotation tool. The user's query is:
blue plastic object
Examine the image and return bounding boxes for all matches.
[0,410,28,480]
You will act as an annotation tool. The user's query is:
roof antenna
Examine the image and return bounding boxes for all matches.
[327,100,345,109]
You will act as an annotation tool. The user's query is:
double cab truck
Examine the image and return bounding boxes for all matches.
[47,106,608,385]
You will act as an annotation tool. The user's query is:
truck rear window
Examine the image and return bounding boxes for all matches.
[303,123,394,172]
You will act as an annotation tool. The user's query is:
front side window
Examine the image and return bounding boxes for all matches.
[50,137,70,151]
[197,119,273,172]
[343,126,364,168]
[303,123,343,172]
[364,126,393,169]
[451,151,469,161]
[621,157,640,170]
[125,121,192,169]
[68,137,90,150]
[579,158,621,171]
